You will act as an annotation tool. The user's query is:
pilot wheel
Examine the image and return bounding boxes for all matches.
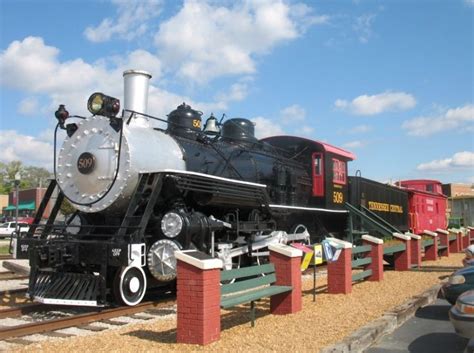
[113,265,147,306]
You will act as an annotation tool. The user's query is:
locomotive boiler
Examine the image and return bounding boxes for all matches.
[15,70,354,307]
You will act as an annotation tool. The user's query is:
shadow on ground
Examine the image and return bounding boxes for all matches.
[415,304,451,321]
[408,333,468,353]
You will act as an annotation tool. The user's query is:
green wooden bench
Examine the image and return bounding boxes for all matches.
[220,263,292,327]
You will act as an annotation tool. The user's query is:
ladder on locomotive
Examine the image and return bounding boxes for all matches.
[117,173,163,239]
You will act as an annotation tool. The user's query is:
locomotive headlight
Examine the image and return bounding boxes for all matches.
[161,212,183,238]
[87,92,121,118]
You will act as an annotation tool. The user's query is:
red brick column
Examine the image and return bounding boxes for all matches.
[175,251,222,345]
[422,230,438,261]
[362,234,383,281]
[269,244,303,315]
[448,229,461,253]
[436,229,450,257]
[327,239,353,294]
[392,233,411,271]
[469,227,474,243]
[407,232,422,268]
[462,229,469,250]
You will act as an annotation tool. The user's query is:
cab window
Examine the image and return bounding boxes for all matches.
[312,153,324,197]
[332,159,346,185]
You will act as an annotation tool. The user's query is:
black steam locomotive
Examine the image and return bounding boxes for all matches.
[15,70,357,307]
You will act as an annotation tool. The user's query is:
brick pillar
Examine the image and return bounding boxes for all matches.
[448,229,460,253]
[362,234,383,281]
[436,229,449,257]
[406,232,422,268]
[392,233,411,271]
[469,227,474,244]
[268,244,303,315]
[422,230,438,261]
[175,251,222,346]
[463,229,470,250]
[327,239,353,294]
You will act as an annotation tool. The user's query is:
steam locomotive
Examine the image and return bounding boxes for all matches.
[15,70,447,308]
[15,70,355,307]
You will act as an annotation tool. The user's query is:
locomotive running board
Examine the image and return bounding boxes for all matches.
[29,270,105,307]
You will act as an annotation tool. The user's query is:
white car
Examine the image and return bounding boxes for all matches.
[0,222,29,238]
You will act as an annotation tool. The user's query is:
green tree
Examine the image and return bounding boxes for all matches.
[60,198,76,217]
[0,161,52,194]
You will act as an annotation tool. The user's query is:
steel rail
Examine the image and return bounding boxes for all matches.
[0,298,175,340]
[0,303,48,319]
[0,274,29,281]
[0,288,27,297]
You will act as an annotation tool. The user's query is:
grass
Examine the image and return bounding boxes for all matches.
[0,244,10,255]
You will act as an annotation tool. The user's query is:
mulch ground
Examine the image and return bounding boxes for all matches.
[12,253,464,353]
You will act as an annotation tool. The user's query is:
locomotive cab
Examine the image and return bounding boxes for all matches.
[262,136,355,210]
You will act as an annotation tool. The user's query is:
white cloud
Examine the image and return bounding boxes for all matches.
[335,91,416,115]
[280,104,306,123]
[18,96,40,115]
[0,36,236,121]
[342,140,366,149]
[402,104,474,136]
[465,0,474,7]
[84,0,163,42]
[353,13,376,43]
[253,117,285,139]
[294,125,314,137]
[417,151,474,171]
[154,0,327,82]
[347,124,372,134]
[214,78,253,103]
[0,130,54,168]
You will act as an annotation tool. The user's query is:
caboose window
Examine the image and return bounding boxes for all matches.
[332,158,346,185]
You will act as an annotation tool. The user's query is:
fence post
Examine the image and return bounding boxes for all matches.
[392,233,411,271]
[327,239,353,294]
[361,234,383,281]
[422,230,438,261]
[269,244,303,315]
[436,228,450,257]
[406,232,421,268]
[175,250,222,345]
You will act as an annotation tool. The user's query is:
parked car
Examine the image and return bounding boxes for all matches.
[0,222,29,239]
[441,266,474,305]
[449,289,474,339]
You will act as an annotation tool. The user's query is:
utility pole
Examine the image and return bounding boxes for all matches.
[14,172,21,234]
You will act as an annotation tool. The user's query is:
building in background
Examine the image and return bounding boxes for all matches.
[442,183,474,197]
[443,183,474,227]
[2,188,54,222]
[0,195,8,220]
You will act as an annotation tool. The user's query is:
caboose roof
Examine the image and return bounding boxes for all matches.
[261,135,356,161]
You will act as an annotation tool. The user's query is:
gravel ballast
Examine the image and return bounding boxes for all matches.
[9,253,464,353]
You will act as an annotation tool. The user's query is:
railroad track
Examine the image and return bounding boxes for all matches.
[0,272,29,281]
[0,295,176,342]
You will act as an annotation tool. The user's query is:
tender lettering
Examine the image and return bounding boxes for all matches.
[368,201,403,213]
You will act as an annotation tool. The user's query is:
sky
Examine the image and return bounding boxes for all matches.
[0,0,473,185]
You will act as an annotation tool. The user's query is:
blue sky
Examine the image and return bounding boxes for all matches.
[0,0,473,184]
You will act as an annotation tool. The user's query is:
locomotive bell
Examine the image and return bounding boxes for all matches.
[203,114,220,135]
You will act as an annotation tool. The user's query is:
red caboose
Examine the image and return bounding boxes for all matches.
[398,180,447,234]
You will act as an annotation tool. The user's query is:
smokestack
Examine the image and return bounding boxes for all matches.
[123,69,152,127]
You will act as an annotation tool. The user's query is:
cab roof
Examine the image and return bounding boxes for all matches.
[261,135,356,161]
